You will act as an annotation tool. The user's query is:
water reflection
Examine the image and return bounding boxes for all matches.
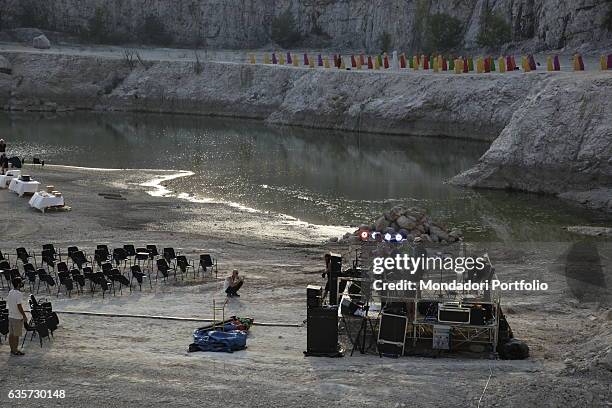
[1,112,608,242]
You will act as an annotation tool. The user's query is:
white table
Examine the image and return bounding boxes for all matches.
[0,170,21,188]
[28,192,65,213]
[8,178,41,196]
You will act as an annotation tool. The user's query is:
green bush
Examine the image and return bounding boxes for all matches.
[477,9,511,49]
[379,31,392,53]
[271,9,301,48]
[140,15,173,46]
[425,13,463,52]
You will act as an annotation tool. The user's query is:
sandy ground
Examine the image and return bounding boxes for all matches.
[0,164,610,407]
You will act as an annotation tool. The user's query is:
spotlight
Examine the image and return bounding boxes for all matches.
[359,230,369,240]
[395,233,403,242]
[384,233,392,241]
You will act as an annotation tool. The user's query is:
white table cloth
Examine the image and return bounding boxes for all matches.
[0,170,21,188]
[8,178,41,196]
[28,191,65,213]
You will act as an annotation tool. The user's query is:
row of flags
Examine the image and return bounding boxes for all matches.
[249,52,612,72]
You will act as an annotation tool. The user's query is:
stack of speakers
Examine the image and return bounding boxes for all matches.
[304,285,343,357]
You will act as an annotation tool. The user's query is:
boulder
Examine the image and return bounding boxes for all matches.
[388,206,405,221]
[0,55,11,75]
[33,35,51,49]
[396,215,417,230]
[374,216,390,232]
[430,225,450,242]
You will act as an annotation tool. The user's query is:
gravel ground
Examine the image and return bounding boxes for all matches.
[0,164,610,407]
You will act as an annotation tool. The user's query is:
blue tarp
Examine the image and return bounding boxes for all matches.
[190,329,248,353]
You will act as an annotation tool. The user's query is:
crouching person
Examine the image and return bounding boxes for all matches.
[8,278,28,356]
[224,269,244,298]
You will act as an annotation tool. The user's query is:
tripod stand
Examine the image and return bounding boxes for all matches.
[350,304,379,356]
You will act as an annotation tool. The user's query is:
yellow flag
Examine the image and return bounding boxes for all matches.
[249,54,256,64]
[498,57,506,73]
[546,56,553,71]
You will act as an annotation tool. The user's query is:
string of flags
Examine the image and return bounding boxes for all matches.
[248,51,612,72]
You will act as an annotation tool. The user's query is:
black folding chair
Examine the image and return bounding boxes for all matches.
[176,255,196,279]
[42,244,60,263]
[108,268,130,295]
[198,254,217,277]
[22,309,51,348]
[123,244,136,265]
[71,250,90,270]
[135,248,150,270]
[16,247,35,267]
[130,265,151,290]
[36,268,53,294]
[41,249,57,272]
[112,248,129,269]
[91,272,109,298]
[94,249,109,269]
[163,248,178,266]
[57,271,73,297]
[155,259,175,281]
[146,245,159,261]
[96,245,111,261]
[70,269,86,294]
[0,260,10,289]
[24,264,37,292]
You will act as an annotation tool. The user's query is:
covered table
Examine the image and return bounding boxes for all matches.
[28,191,65,213]
[8,178,41,196]
[0,170,21,188]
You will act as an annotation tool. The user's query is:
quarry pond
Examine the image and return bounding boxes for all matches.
[2,111,608,242]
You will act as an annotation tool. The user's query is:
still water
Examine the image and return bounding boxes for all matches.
[1,112,608,241]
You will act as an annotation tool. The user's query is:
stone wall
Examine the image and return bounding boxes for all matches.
[0,0,610,50]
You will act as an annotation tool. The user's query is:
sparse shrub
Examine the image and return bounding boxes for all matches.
[123,48,137,69]
[271,9,301,48]
[477,8,511,49]
[86,7,108,43]
[379,31,392,53]
[140,15,173,46]
[425,13,463,52]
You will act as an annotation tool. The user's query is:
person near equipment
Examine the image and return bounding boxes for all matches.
[321,253,332,300]
[224,269,244,298]
[0,138,7,175]
[7,277,28,356]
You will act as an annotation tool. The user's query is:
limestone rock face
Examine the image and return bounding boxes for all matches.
[0,0,609,50]
[452,75,612,212]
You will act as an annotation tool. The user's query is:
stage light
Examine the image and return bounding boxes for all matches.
[395,233,403,241]
[384,233,392,241]
[359,230,369,240]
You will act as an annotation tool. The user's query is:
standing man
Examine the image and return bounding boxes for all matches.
[0,138,7,175]
[224,269,244,298]
[7,277,28,356]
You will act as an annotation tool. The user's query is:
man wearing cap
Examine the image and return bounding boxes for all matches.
[224,269,244,298]
[7,277,28,356]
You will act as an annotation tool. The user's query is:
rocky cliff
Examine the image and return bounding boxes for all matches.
[0,0,610,51]
[0,50,610,212]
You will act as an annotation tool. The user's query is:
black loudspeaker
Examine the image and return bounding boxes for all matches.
[306,306,341,356]
[377,312,408,357]
[307,285,322,309]
[340,298,358,315]
[328,253,342,305]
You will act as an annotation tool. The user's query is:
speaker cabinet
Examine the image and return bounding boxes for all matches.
[306,285,322,309]
[377,312,408,357]
[306,306,340,356]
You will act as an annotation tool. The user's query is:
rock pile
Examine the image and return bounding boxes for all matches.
[339,206,463,244]
[373,206,462,243]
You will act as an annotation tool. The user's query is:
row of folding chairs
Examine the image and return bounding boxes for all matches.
[1,244,218,299]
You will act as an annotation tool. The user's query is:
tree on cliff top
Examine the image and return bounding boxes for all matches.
[477,8,511,49]
[425,13,463,52]
[271,9,301,48]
